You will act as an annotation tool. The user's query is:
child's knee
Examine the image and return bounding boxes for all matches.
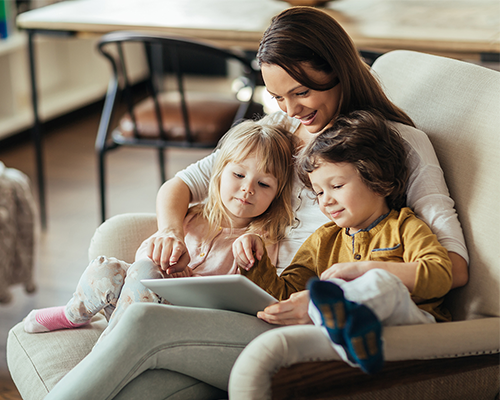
[127,258,163,281]
[88,256,130,276]
[78,257,129,291]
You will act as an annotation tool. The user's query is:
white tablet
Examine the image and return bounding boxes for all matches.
[141,275,278,316]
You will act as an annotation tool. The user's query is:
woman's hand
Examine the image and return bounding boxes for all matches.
[257,290,312,325]
[232,234,265,271]
[144,230,191,274]
[152,176,192,274]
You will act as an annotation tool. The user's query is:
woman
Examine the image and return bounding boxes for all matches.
[45,7,468,399]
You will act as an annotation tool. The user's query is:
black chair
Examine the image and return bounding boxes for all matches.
[95,31,262,222]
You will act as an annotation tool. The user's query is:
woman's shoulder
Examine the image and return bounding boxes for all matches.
[265,111,301,133]
[389,120,424,137]
[389,121,432,148]
[388,121,441,166]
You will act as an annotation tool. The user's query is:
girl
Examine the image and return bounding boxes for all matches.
[43,7,468,399]
[24,117,296,343]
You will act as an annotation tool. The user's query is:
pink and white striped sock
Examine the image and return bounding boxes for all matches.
[24,306,88,333]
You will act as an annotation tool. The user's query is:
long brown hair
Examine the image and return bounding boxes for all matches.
[297,110,409,210]
[257,6,414,127]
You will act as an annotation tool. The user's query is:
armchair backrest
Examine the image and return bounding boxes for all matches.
[371,51,500,321]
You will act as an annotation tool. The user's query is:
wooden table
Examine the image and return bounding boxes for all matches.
[16,0,500,228]
[18,0,500,56]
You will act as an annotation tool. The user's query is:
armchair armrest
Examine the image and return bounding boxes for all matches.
[88,213,157,263]
[229,318,500,399]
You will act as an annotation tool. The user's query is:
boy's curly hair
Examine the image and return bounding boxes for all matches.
[297,110,409,210]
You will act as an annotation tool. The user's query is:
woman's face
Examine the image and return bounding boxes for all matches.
[262,63,341,134]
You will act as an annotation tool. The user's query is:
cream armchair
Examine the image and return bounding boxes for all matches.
[6,50,500,400]
[229,50,500,399]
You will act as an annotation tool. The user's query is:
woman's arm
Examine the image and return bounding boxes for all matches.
[144,178,192,274]
[449,252,468,288]
[144,152,217,273]
[396,123,469,288]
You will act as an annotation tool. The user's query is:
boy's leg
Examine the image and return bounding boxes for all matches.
[24,256,130,333]
[337,269,435,326]
[308,269,434,374]
[308,279,383,374]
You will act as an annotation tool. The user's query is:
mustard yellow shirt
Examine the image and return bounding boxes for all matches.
[242,208,453,321]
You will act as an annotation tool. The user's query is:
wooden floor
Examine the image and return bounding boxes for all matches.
[0,102,212,399]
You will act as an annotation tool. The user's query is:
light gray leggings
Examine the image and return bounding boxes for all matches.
[45,302,275,400]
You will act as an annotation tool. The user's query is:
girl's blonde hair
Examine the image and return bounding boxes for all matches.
[194,116,296,243]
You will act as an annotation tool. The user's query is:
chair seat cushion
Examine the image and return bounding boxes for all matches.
[7,314,106,399]
[117,92,241,144]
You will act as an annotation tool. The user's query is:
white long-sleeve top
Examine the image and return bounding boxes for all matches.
[176,113,468,274]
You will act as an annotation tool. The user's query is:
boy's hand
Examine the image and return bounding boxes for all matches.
[144,230,191,274]
[257,291,312,325]
[320,261,377,281]
[232,234,265,271]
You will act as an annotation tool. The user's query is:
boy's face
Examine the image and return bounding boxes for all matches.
[308,161,389,232]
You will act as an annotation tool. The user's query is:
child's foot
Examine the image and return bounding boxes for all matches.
[24,306,88,333]
[307,279,349,345]
[344,303,384,374]
[308,279,384,374]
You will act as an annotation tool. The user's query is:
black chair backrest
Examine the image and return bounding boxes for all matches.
[97,31,259,143]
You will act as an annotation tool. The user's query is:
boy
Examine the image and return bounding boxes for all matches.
[233,110,452,374]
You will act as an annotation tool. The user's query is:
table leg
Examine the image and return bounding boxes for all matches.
[27,29,47,230]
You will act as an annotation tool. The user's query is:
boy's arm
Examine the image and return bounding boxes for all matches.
[241,235,323,301]
[240,248,316,301]
[401,216,453,300]
[320,212,452,301]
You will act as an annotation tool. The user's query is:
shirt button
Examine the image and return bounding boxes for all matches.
[199,253,205,257]
[354,254,361,260]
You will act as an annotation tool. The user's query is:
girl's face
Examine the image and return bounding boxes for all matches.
[262,63,341,135]
[220,155,278,228]
[308,161,389,232]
